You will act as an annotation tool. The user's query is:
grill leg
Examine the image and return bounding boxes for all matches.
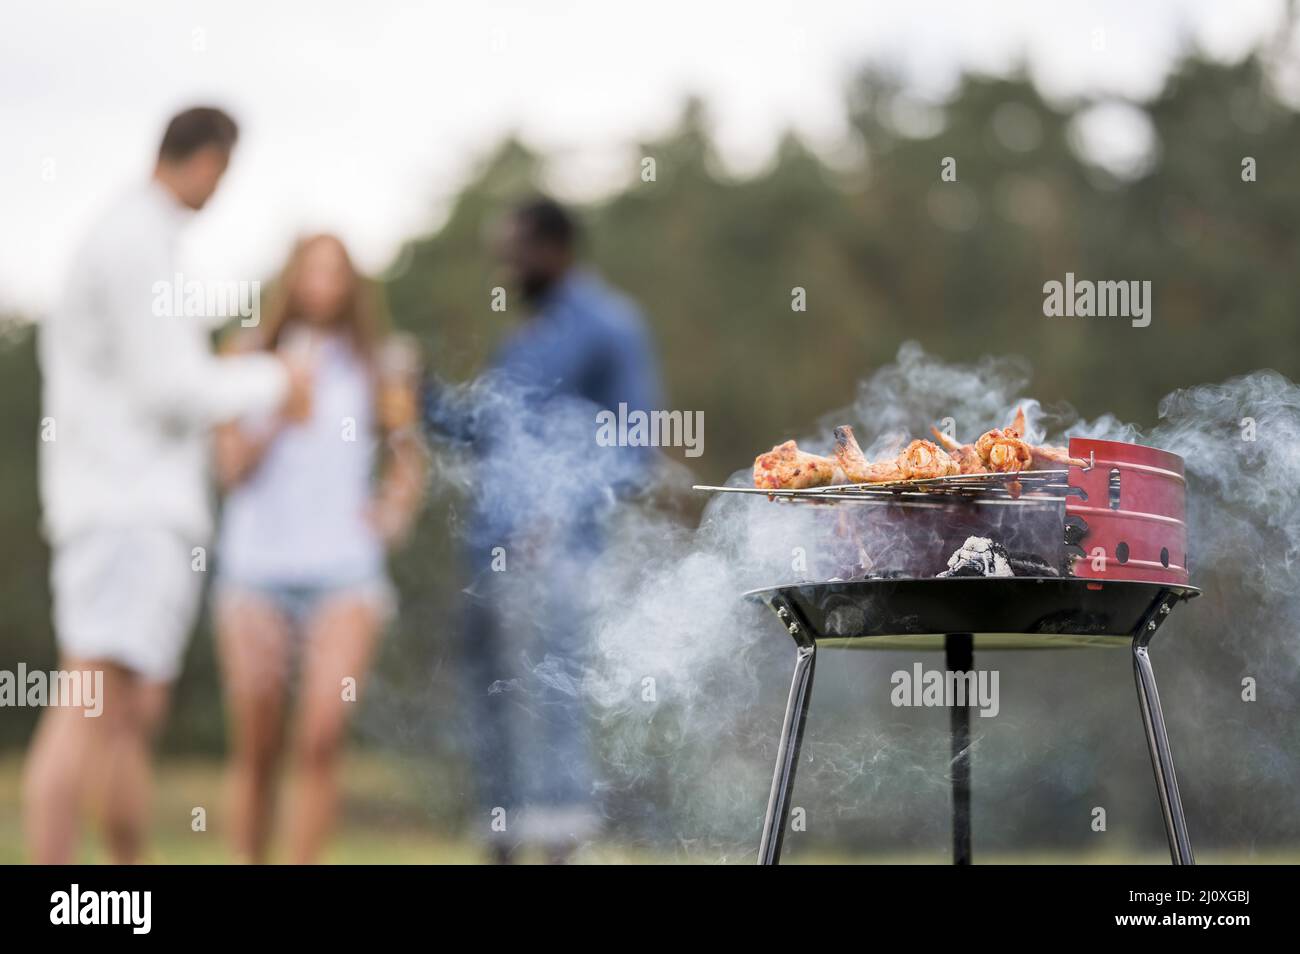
[1132,639,1195,864]
[946,633,973,866]
[758,642,817,865]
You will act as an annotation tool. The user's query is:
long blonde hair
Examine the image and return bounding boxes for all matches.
[253,233,384,362]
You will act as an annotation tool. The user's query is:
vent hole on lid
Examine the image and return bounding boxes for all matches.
[1160,547,1170,568]
[1108,468,1121,510]
[1116,541,1130,564]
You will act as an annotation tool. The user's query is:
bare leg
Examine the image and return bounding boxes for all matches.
[98,677,170,864]
[22,656,106,863]
[286,596,382,864]
[216,593,292,864]
[25,659,167,865]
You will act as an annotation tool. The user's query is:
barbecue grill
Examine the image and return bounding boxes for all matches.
[696,437,1197,865]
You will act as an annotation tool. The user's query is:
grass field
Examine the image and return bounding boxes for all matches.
[0,753,1291,864]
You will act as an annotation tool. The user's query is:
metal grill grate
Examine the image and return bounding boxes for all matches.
[694,466,1084,507]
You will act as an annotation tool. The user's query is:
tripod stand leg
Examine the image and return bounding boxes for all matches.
[946,633,973,865]
[758,642,817,865]
[1132,638,1194,865]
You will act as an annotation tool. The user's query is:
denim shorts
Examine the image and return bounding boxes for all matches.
[215,575,397,631]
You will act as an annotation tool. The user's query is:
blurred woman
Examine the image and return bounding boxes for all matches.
[214,234,425,864]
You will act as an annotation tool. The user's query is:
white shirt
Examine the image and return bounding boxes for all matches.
[39,179,288,546]
[217,332,385,585]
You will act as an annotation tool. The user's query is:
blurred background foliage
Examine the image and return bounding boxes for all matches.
[1,45,1298,857]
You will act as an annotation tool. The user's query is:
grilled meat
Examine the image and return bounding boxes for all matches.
[1025,442,1089,470]
[753,440,838,489]
[833,426,904,484]
[971,407,1087,471]
[753,407,1087,492]
[930,427,989,474]
[975,406,1032,474]
[899,438,960,479]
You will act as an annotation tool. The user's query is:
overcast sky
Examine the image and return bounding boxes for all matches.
[1,0,1288,314]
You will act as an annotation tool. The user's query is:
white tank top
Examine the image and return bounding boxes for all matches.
[217,333,385,585]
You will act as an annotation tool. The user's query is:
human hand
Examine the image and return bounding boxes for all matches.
[278,354,314,423]
[365,495,414,548]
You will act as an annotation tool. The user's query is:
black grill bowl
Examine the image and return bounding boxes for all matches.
[747,577,1200,650]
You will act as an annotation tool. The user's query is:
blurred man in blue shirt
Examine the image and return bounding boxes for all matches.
[425,197,661,862]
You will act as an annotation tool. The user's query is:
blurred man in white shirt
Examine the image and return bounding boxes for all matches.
[24,107,311,863]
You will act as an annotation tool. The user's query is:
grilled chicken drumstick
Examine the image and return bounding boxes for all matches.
[1027,443,1089,469]
[975,406,1033,473]
[899,438,960,479]
[979,407,1088,471]
[752,439,838,489]
[930,427,989,474]
[751,406,1090,492]
[832,426,904,483]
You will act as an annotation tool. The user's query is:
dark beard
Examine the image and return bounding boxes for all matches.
[520,273,556,303]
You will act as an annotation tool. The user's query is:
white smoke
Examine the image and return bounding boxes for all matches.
[363,342,1300,859]
[582,342,1300,859]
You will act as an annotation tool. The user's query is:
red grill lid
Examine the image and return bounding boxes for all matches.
[1066,438,1189,585]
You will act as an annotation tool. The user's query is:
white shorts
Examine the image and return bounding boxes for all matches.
[51,528,203,683]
